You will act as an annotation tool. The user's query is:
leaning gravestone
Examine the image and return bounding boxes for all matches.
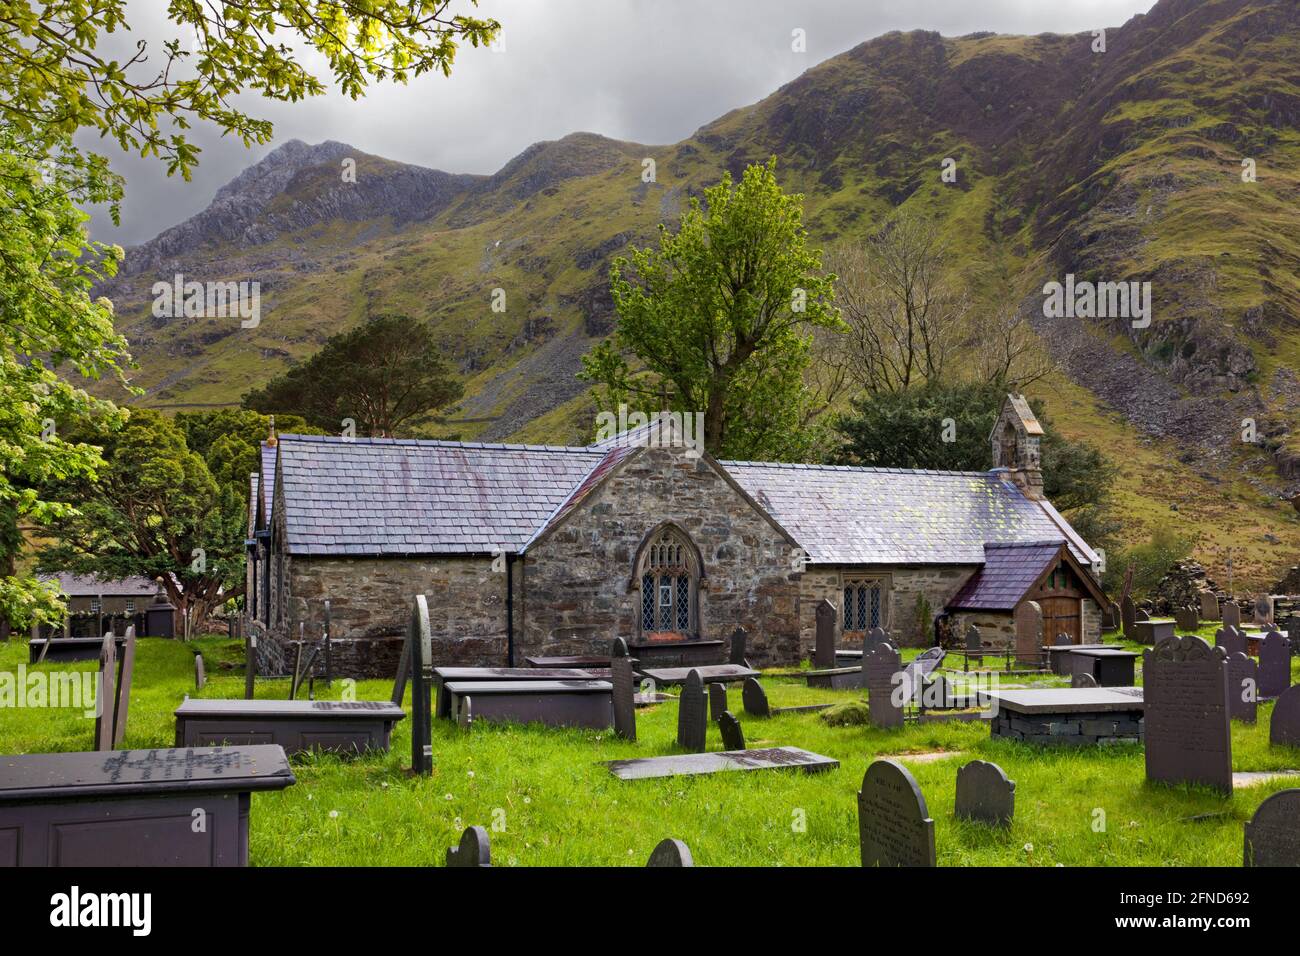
[717,711,746,751]
[409,595,434,775]
[93,633,117,752]
[814,599,836,669]
[1072,671,1099,688]
[1174,607,1199,633]
[1223,650,1258,724]
[954,760,1015,827]
[1121,595,1137,639]
[111,626,136,749]
[1215,626,1246,658]
[676,670,707,753]
[1243,789,1300,867]
[1270,685,1300,749]
[1144,636,1232,795]
[446,825,491,867]
[728,627,749,667]
[646,838,694,867]
[1258,631,1293,700]
[863,642,904,729]
[610,640,637,742]
[708,682,728,721]
[1254,594,1274,626]
[1223,602,1241,629]
[194,653,206,691]
[742,677,770,718]
[1200,591,1221,622]
[858,759,935,867]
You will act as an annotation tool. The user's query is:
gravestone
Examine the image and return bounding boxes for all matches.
[390,630,411,706]
[717,711,746,751]
[456,696,474,730]
[93,633,117,752]
[865,627,889,652]
[965,624,982,652]
[646,838,694,867]
[1270,685,1300,749]
[857,759,936,867]
[1053,633,1073,646]
[194,653,206,691]
[863,642,903,729]
[1121,595,1136,639]
[708,682,727,721]
[728,627,749,667]
[409,595,434,775]
[1144,636,1232,795]
[1223,602,1241,628]
[814,599,836,669]
[1174,607,1199,633]
[954,760,1015,827]
[742,677,770,717]
[446,825,491,867]
[111,626,136,749]
[1254,594,1274,626]
[1258,631,1293,700]
[1223,651,1258,724]
[610,647,637,742]
[1072,671,1099,688]
[1200,591,1220,622]
[1244,790,1300,867]
[675,670,707,753]
[1215,626,1245,657]
[1136,609,1150,623]
[1014,600,1042,664]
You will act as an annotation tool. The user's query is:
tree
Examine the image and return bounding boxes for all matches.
[826,212,967,395]
[38,410,247,633]
[579,159,843,460]
[242,313,463,437]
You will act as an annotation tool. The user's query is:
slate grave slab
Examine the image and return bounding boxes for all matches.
[954,759,1015,827]
[611,653,637,742]
[857,759,935,867]
[605,747,838,781]
[1224,651,1258,724]
[1258,632,1293,700]
[814,599,836,669]
[1144,636,1232,795]
[864,642,903,728]
[676,670,706,753]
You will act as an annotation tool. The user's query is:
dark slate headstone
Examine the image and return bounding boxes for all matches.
[965,625,982,652]
[954,759,1015,827]
[194,653,206,691]
[1254,594,1274,626]
[1224,650,1258,724]
[1072,671,1099,688]
[857,759,935,867]
[675,670,707,753]
[446,825,491,867]
[742,677,770,718]
[1175,607,1199,633]
[717,711,746,751]
[1223,602,1241,629]
[1136,609,1150,623]
[814,599,836,669]
[1215,626,1246,658]
[865,627,889,652]
[728,627,748,667]
[1200,591,1220,622]
[1258,631,1293,700]
[409,596,434,774]
[93,633,117,752]
[1270,685,1300,749]
[646,838,694,867]
[456,695,474,729]
[1121,595,1137,638]
[611,652,637,742]
[390,631,411,706]
[1014,600,1042,664]
[610,637,630,657]
[1144,636,1232,795]
[111,626,136,749]
[708,682,727,721]
[864,642,903,729]
[1053,633,1073,647]
[1244,789,1300,867]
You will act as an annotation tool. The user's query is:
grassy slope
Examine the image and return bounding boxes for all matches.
[3,634,1297,866]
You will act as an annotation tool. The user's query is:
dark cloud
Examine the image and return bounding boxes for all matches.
[83,0,1156,246]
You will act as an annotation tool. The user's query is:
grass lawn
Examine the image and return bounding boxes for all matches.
[2,631,1298,867]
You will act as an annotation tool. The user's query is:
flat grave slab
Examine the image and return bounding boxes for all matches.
[433,667,600,718]
[444,679,613,730]
[29,635,126,664]
[805,666,863,690]
[605,746,838,781]
[174,699,405,757]
[0,746,294,867]
[524,655,610,669]
[637,663,759,685]
[627,639,724,669]
[986,688,1145,745]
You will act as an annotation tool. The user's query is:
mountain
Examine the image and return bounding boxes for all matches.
[94,0,1300,587]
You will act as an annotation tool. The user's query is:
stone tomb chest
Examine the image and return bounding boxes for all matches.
[986,688,1145,745]
[443,680,613,730]
[174,699,405,757]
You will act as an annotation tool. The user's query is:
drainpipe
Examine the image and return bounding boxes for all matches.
[506,553,516,667]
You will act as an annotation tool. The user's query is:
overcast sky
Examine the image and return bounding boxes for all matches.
[85,0,1158,246]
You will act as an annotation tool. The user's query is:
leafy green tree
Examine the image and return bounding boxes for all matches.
[38,410,249,631]
[579,159,843,460]
[242,313,463,437]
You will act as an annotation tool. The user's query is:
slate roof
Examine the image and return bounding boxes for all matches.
[259,442,277,527]
[274,435,606,555]
[42,573,157,597]
[721,462,1091,566]
[946,542,1064,611]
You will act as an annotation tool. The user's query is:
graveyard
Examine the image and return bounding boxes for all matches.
[3,625,1297,867]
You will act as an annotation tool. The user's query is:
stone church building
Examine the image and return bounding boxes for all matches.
[246,394,1106,677]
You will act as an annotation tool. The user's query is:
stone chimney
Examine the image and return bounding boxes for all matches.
[990,394,1044,500]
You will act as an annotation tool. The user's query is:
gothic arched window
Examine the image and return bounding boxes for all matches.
[637,527,699,639]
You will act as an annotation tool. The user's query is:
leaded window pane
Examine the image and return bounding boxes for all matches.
[659,574,673,630]
[856,585,867,631]
[676,575,690,631]
[869,586,881,629]
[642,573,655,630]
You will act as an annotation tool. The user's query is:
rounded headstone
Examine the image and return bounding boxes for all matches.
[1270,685,1300,749]
[857,759,936,867]
[954,759,1015,827]
[1072,671,1099,688]
[647,838,694,867]
[446,825,491,867]
[1244,789,1300,867]
[742,677,770,718]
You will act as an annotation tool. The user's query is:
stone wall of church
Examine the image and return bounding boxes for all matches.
[797,565,977,652]
[521,446,803,666]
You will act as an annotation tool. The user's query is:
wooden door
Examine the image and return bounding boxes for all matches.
[1041,597,1081,644]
